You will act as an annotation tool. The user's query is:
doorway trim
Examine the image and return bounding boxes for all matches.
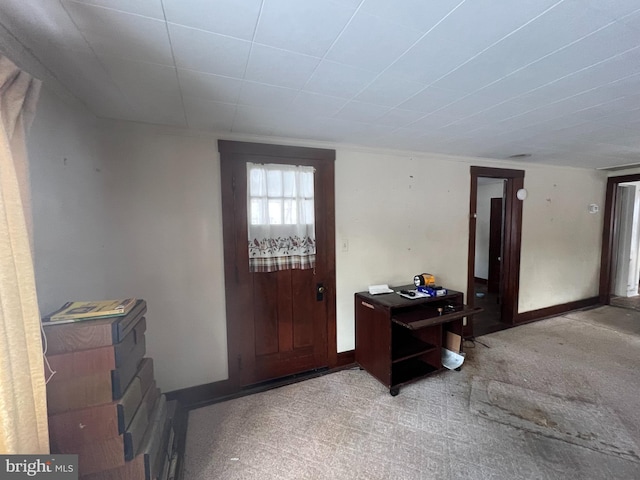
[599,173,640,304]
[467,166,524,337]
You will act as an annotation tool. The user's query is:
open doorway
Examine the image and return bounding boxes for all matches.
[600,173,640,307]
[606,180,640,311]
[466,166,524,338]
[472,178,507,336]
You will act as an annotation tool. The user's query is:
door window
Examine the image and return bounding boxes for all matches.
[247,162,315,272]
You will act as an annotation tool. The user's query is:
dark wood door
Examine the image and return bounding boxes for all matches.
[219,141,336,387]
[488,197,503,295]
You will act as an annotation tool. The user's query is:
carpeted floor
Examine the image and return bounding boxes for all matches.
[183,306,640,479]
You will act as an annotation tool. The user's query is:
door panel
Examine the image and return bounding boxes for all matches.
[219,141,336,387]
[488,197,503,295]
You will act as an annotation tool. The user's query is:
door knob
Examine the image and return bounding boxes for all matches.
[316,283,325,301]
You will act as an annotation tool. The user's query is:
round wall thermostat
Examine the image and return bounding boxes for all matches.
[516,188,528,200]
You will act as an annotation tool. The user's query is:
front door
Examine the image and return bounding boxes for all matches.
[219,141,336,387]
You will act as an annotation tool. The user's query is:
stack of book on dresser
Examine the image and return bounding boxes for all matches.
[42,299,180,480]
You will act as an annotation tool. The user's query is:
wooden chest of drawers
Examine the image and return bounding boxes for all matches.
[43,300,181,479]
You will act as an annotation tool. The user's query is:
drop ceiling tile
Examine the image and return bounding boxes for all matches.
[517,71,640,111]
[307,117,371,141]
[68,0,165,19]
[100,56,180,97]
[354,72,427,107]
[2,0,92,54]
[474,70,559,107]
[44,50,132,119]
[232,105,277,135]
[237,81,298,109]
[162,0,262,40]
[62,0,172,64]
[437,93,509,119]
[130,95,186,126]
[168,24,251,78]
[510,36,640,105]
[600,135,640,150]
[347,123,400,144]
[183,96,235,132]
[429,121,482,139]
[591,1,640,22]
[254,0,358,57]
[359,0,461,33]
[597,74,640,100]
[270,116,348,143]
[448,0,567,53]
[325,11,423,71]
[402,112,461,132]
[384,31,480,85]
[372,109,425,128]
[428,47,523,96]
[177,69,242,103]
[84,30,173,65]
[397,86,462,114]
[521,116,595,135]
[434,2,637,93]
[245,45,320,89]
[599,104,640,127]
[303,60,378,99]
[98,56,185,126]
[448,100,531,128]
[333,101,390,122]
[620,8,640,29]
[289,91,348,117]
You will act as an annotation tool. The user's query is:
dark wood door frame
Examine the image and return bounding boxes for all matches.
[467,166,524,337]
[598,173,640,304]
[218,140,337,389]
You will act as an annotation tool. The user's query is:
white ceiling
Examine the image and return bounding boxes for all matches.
[2,0,640,170]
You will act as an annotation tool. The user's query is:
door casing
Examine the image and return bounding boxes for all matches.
[599,173,640,303]
[467,166,524,337]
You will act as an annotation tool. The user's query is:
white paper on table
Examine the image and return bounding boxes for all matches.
[441,348,465,370]
[368,284,394,295]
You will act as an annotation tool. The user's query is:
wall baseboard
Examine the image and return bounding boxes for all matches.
[336,350,355,367]
[515,297,600,324]
[166,350,357,410]
[165,379,234,411]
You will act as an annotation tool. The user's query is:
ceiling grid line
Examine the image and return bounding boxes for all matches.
[4,0,640,168]
[159,0,188,128]
[397,8,640,138]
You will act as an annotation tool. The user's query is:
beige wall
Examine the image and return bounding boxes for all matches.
[29,87,113,311]
[518,166,605,311]
[27,87,608,391]
[474,181,505,280]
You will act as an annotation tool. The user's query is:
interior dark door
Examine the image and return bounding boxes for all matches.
[219,141,336,387]
[488,197,503,295]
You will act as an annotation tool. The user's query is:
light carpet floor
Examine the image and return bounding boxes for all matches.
[184,306,640,479]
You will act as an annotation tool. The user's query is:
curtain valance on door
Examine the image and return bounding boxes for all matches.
[247,162,315,272]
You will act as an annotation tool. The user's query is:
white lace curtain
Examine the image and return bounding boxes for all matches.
[247,162,315,272]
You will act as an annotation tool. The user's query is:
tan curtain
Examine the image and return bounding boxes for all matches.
[0,55,48,454]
